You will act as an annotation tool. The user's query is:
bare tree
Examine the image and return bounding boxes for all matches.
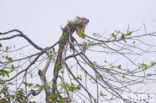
[0,17,156,103]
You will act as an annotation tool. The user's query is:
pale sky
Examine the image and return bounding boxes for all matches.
[0,0,156,47]
[0,0,156,102]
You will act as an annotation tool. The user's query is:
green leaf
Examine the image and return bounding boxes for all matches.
[52,47,55,52]
[114,30,120,33]
[150,62,156,66]
[94,99,97,103]
[147,73,152,76]
[35,84,41,87]
[100,91,107,97]
[79,33,86,39]
[90,61,97,67]
[5,72,9,77]
[23,82,28,86]
[52,47,56,54]
[11,64,15,72]
[59,83,67,88]
[104,68,110,72]
[111,33,116,39]
[68,83,81,92]
[74,75,82,81]
[49,93,66,103]
[93,33,100,37]
[0,43,2,48]
[142,63,149,70]
[55,62,61,69]
[0,61,3,64]
[122,74,126,79]
[123,39,127,43]
[6,46,10,51]
[53,83,57,88]
[28,83,33,87]
[34,84,43,89]
[0,69,10,77]
[11,64,15,69]
[104,60,107,63]
[10,95,15,99]
[127,31,132,36]
[23,82,33,87]
[121,33,125,39]
[117,65,121,69]
[5,56,12,61]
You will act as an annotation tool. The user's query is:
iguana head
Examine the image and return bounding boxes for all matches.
[63,17,89,35]
[75,16,89,35]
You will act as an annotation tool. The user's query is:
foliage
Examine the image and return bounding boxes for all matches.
[0,29,156,103]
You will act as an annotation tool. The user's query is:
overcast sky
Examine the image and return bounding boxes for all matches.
[0,0,156,47]
[0,0,156,102]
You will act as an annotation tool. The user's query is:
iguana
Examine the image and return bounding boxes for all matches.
[52,17,89,96]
